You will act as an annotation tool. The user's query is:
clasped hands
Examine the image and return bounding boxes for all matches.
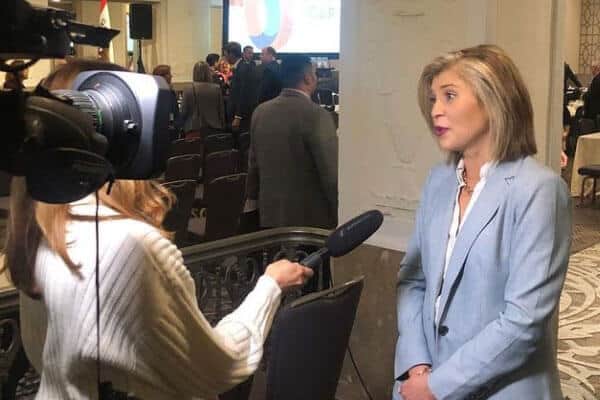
[399,364,436,400]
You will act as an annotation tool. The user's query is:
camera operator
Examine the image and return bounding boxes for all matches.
[4,59,313,399]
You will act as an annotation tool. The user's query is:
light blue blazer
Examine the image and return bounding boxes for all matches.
[393,157,571,400]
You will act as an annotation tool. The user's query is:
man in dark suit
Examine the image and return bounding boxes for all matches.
[246,55,338,229]
[257,46,282,104]
[242,45,256,65]
[225,42,259,132]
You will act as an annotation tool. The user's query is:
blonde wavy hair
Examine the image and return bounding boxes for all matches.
[417,44,537,163]
[2,58,175,297]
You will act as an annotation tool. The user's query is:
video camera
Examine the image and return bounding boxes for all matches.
[0,0,170,204]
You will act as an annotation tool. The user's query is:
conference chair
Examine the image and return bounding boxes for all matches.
[578,164,600,206]
[237,132,250,172]
[204,133,234,155]
[203,149,240,187]
[164,154,202,183]
[201,173,247,242]
[168,137,203,158]
[265,277,364,400]
[162,179,197,247]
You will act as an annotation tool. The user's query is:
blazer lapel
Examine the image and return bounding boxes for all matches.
[429,167,459,301]
[436,160,519,324]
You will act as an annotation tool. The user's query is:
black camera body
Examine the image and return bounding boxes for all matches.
[1,0,170,204]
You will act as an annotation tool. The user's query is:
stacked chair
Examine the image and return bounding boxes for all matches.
[161,131,250,246]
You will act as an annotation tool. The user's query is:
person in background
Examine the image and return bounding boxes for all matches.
[257,46,282,104]
[583,62,600,121]
[393,45,571,400]
[8,58,313,400]
[206,53,220,71]
[246,55,338,230]
[206,53,228,92]
[180,61,225,137]
[217,56,233,83]
[152,64,181,139]
[152,64,173,86]
[225,41,259,132]
[3,60,29,90]
[564,62,582,91]
[243,45,255,65]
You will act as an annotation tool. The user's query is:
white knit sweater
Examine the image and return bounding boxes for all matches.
[19,199,282,399]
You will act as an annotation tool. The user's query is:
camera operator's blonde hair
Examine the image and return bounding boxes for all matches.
[418,44,537,163]
[3,58,174,297]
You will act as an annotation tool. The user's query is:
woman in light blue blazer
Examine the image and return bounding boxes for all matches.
[393,45,571,400]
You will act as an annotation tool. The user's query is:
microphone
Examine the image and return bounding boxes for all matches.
[301,210,384,268]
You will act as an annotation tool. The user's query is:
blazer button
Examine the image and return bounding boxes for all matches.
[438,325,449,336]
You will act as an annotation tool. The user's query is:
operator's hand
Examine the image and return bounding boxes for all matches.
[264,260,314,291]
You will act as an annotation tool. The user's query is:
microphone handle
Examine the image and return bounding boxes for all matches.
[300,247,330,269]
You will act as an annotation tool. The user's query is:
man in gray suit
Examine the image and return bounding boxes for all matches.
[246,55,338,229]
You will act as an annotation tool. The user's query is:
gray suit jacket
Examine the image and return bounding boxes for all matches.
[247,89,338,229]
[394,157,571,400]
[181,82,225,133]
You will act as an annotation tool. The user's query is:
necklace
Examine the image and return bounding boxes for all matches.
[462,169,475,195]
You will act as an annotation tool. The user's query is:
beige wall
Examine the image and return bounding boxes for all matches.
[76,0,129,66]
[493,0,565,174]
[339,0,495,251]
[210,6,223,55]
[564,0,581,71]
[339,0,565,251]
[68,0,213,82]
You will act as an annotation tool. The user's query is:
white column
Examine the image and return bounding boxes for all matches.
[492,0,565,170]
[339,0,489,251]
[339,0,565,251]
[564,0,581,72]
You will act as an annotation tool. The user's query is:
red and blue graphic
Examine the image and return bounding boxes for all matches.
[232,0,293,50]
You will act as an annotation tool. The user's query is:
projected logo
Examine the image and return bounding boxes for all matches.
[236,0,293,50]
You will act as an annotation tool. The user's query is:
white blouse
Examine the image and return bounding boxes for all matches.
[434,159,496,323]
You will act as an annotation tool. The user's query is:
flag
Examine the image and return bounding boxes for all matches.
[99,0,115,62]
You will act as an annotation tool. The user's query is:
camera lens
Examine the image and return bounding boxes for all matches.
[53,72,142,176]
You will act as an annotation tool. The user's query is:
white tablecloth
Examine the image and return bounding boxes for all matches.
[570,132,600,196]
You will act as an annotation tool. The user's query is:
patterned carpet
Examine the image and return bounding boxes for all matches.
[560,242,600,399]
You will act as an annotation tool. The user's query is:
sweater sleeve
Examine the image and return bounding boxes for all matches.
[130,229,281,398]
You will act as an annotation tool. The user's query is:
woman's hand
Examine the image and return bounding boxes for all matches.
[264,260,314,291]
[400,370,436,400]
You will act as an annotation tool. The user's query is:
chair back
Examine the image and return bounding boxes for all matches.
[204,173,247,241]
[266,277,364,400]
[203,149,240,185]
[162,179,197,246]
[164,154,202,182]
[204,133,234,155]
[237,132,250,172]
[169,137,203,158]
